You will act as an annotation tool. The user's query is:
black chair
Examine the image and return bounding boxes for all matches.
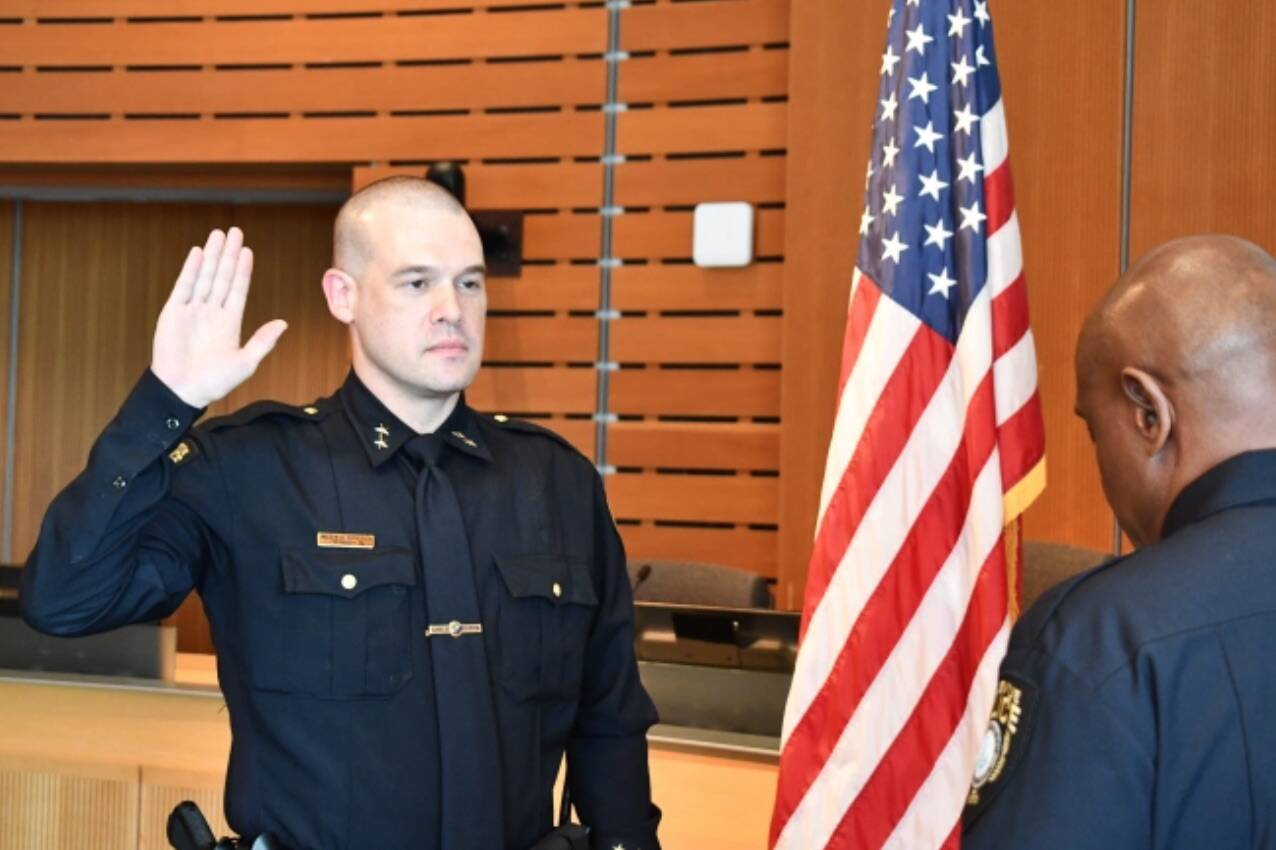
[1021,540,1109,611]
[627,559,774,609]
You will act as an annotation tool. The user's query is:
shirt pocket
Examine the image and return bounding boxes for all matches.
[247,546,418,699]
[492,554,599,704]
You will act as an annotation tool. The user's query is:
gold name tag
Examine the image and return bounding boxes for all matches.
[316,532,376,550]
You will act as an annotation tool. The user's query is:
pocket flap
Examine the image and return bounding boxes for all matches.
[282,546,417,599]
[493,554,598,607]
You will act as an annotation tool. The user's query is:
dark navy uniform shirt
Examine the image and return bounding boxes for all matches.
[963,449,1276,849]
[20,369,661,850]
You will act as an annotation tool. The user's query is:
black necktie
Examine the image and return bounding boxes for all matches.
[403,434,504,850]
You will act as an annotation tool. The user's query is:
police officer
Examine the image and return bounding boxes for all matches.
[20,177,662,850]
[962,235,1276,848]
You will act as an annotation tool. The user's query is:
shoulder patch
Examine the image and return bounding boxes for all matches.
[167,438,200,466]
[485,413,587,458]
[964,673,1039,825]
[202,396,335,433]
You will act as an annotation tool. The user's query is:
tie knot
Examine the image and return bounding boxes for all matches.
[404,433,446,468]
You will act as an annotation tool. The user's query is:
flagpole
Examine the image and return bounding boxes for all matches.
[1114,0,1137,557]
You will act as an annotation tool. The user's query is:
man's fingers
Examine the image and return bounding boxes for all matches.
[225,245,255,312]
[210,226,244,307]
[192,229,226,303]
[241,319,288,369]
[168,246,203,306]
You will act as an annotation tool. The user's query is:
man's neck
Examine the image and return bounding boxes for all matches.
[351,360,460,435]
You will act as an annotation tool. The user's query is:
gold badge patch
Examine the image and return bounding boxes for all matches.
[168,440,195,466]
[968,679,1024,805]
[316,532,376,550]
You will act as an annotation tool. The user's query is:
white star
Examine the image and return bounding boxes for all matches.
[881,138,901,168]
[905,23,934,56]
[947,8,971,37]
[951,55,976,87]
[881,45,901,76]
[913,121,943,153]
[953,102,979,135]
[859,205,876,235]
[880,92,899,122]
[881,230,908,264]
[918,169,949,201]
[906,0,920,6]
[888,5,895,24]
[959,201,987,233]
[928,268,958,299]
[907,72,938,104]
[976,45,991,67]
[974,1,990,27]
[924,218,954,250]
[956,151,984,183]
[881,183,904,216]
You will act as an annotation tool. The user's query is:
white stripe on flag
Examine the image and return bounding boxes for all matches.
[783,289,994,745]
[816,288,921,526]
[880,623,1012,850]
[774,453,1006,850]
[981,98,1009,175]
[993,329,1039,426]
[986,211,1023,298]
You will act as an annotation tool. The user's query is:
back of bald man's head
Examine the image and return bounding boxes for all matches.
[333,176,469,276]
[1080,234,1276,418]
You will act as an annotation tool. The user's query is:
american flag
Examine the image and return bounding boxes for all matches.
[768,1,1045,848]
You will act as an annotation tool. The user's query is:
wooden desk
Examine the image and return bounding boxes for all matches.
[0,656,777,850]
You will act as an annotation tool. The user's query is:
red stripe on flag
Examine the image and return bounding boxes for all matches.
[838,275,884,397]
[770,372,998,845]
[997,392,1046,492]
[828,539,1009,849]
[801,318,952,637]
[941,818,961,850]
[983,163,1015,235]
[990,275,1030,359]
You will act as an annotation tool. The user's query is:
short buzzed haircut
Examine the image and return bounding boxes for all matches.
[333,176,468,276]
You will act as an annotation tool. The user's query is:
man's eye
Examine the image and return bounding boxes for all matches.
[460,278,484,291]
[407,279,426,290]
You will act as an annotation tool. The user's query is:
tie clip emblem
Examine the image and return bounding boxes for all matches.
[451,430,478,449]
[426,620,484,639]
[373,424,390,450]
[317,532,376,549]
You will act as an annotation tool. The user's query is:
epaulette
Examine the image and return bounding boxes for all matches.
[202,396,337,433]
[484,413,588,459]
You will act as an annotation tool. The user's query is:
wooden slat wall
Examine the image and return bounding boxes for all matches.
[0,755,139,850]
[355,0,790,579]
[0,201,11,561]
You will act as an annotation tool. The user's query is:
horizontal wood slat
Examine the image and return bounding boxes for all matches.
[466,367,595,414]
[1,0,565,14]
[486,265,597,311]
[0,113,606,163]
[614,156,785,205]
[608,421,778,470]
[619,49,787,104]
[622,0,788,52]
[0,61,605,114]
[614,208,784,258]
[353,163,603,208]
[619,524,777,578]
[612,263,782,311]
[483,316,597,362]
[522,216,599,260]
[617,103,787,155]
[0,10,606,66]
[609,367,779,417]
[607,472,777,525]
[611,315,781,364]
[0,164,350,193]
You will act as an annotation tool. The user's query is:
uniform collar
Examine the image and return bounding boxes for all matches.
[1161,448,1276,539]
[337,371,493,467]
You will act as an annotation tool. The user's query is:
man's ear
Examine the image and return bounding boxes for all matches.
[321,268,356,324]
[1120,367,1173,454]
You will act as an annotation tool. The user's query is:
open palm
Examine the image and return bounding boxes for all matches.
[151,227,288,409]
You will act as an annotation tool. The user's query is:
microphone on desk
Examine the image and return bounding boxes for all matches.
[632,564,653,599]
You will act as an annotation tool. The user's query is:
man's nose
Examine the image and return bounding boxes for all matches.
[430,283,462,324]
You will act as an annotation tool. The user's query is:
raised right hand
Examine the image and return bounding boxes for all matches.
[151,227,288,409]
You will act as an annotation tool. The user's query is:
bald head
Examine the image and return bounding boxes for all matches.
[1075,234,1276,545]
[334,176,470,276]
